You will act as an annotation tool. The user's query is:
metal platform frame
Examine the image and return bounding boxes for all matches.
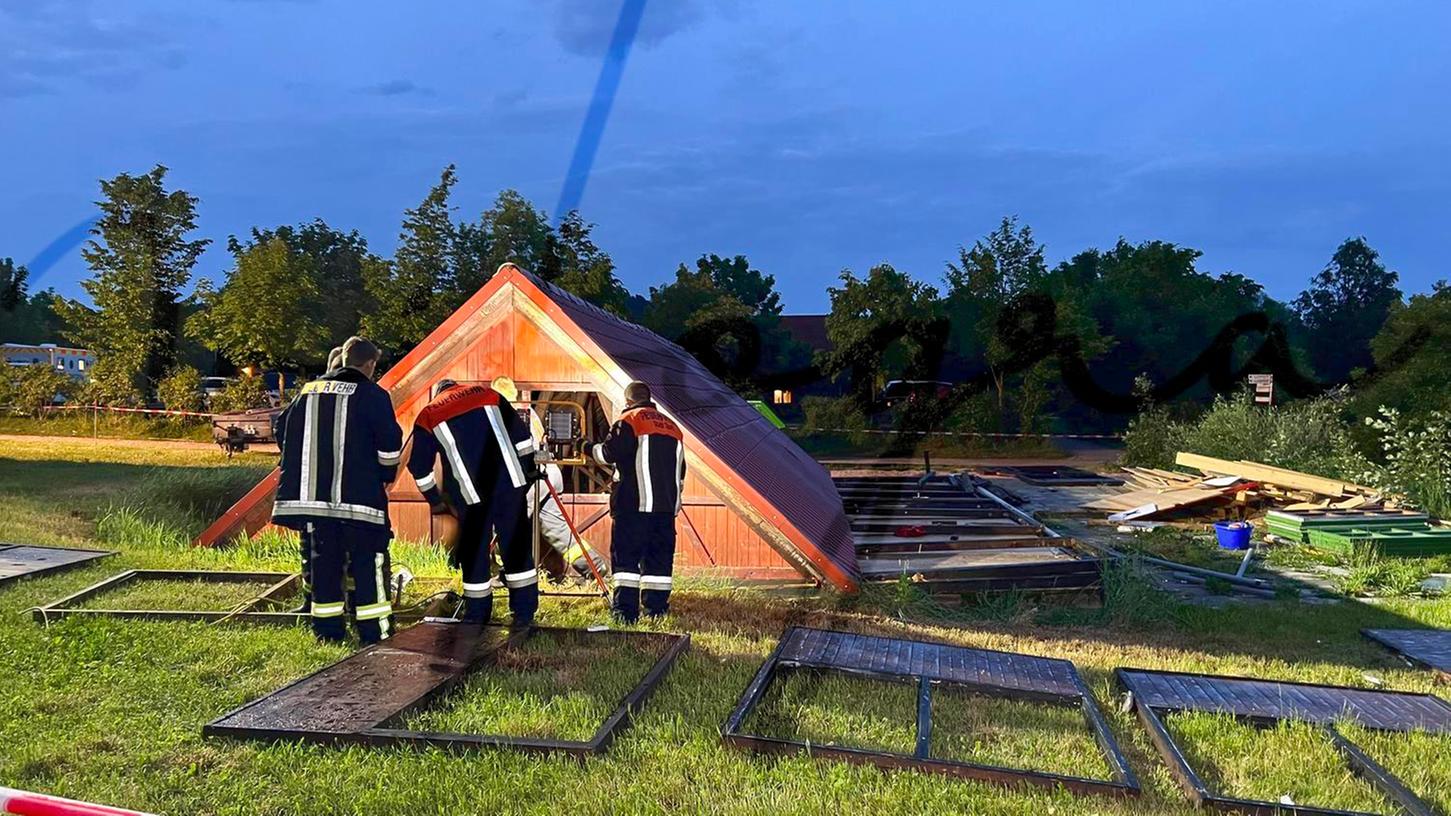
[205,623,690,757]
[836,474,1108,594]
[31,569,306,625]
[722,626,1140,798]
[0,544,114,587]
[1117,667,1448,816]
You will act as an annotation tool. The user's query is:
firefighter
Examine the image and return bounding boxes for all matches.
[272,337,403,644]
[529,459,607,582]
[591,381,686,622]
[276,344,347,614]
[406,379,539,626]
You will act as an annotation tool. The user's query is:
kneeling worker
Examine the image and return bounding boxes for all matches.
[592,381,685,622]
[272,337,403,643]
[407,379,539,626]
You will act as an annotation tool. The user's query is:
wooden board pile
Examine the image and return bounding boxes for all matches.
[1084,452,1389,523]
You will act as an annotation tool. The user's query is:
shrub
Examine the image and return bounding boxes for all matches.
[1353,408,1451,518]
[800,395,870,445]
[1124,392,1369,479]
[210,375,271,412]
[14,364,76,416]
[157,365,204,413]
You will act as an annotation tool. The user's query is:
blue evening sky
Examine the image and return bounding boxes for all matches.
[2,0,1447,312]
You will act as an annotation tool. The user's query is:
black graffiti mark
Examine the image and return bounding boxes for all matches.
[672,291,1432,433]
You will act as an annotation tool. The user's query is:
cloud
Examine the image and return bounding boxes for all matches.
[550,0,715,56]
[360,79,435,98]
[0,0,189,97]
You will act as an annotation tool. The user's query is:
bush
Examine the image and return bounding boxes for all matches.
[13,364,76,416]
[156,365,204,412]
[1124,392,1369,479]
[800,395,870,445]
[210,375,270,412]
[1353,408,1451,518]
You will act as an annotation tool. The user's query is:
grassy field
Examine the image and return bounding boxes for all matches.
[2,438,1450,815]
[0,412,214,442]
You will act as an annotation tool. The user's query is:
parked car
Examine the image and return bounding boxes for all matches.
[199,376,233,406]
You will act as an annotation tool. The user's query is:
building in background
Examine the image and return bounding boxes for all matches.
[1,343,96,381]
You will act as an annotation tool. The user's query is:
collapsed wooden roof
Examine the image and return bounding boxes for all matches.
[196,264,859,591]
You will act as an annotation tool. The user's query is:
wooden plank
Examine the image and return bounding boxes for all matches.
[1174,453,1346,496]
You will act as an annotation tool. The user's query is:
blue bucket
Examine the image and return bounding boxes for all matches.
[1213,520,1253,550]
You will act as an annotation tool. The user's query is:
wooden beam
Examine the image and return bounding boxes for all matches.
[1174,453,1346,496]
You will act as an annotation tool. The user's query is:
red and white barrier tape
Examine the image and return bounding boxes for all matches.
[808,427,1123,440]
[0,787,156,816]
[44,404,216,419]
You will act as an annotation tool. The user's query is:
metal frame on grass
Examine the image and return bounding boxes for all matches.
[205,623,690,757]
[31,569,306,625]
[1117,667,1446,816]
[722,626,1140,798]
[0,544,115,587]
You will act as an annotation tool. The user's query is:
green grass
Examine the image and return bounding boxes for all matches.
[70,577,281,611]
[1166,713,1392,812]
[745,671,919,755]
[0,412,214,442]
[787,430,1060,460]
[930,693,1113,779]
[403,630,667,742]
[3,439,1451,815]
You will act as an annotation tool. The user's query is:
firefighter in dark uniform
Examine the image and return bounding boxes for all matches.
[275,345,347,614]
[406,379,539,626]
[272,337,403,643]
[592,381,686,622]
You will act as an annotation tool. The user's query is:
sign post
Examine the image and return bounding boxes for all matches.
[1247,373,1274,406]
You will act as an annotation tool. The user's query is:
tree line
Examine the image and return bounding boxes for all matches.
[0,164,1446,430]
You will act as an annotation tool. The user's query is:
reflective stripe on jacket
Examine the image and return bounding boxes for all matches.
[406,384,536,510]
[273,367,403,528]
[591,401,686,516]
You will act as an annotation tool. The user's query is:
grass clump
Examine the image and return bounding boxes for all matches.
[930,691,1111,778]
[401,630,665,742]
[1166,712,1391,813]
[746,671,919,755]
[72,577,280,612]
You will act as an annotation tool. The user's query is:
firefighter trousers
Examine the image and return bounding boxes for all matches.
[610,511,677,622]
[304,520,394,644]
[457,483,538,625]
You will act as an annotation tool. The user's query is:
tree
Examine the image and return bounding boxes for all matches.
[56,166,209,404]
[1353,281,1451,418]
[232,220,378,358]
[644,254,798,392]
[156,365,204,412]
[14,364,75,416]
[362,165,461,352]
[455,190,556,295]
[943,216,1050,413]
[0,257,26,311]
[551,211,632,316]
[188,237,330,370]
[1294,237,1402,383]
[819,264,943,405]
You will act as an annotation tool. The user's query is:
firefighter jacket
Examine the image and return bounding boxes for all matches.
[407,384,536,511]
[273,367,404,529]
[591,400,686,516]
